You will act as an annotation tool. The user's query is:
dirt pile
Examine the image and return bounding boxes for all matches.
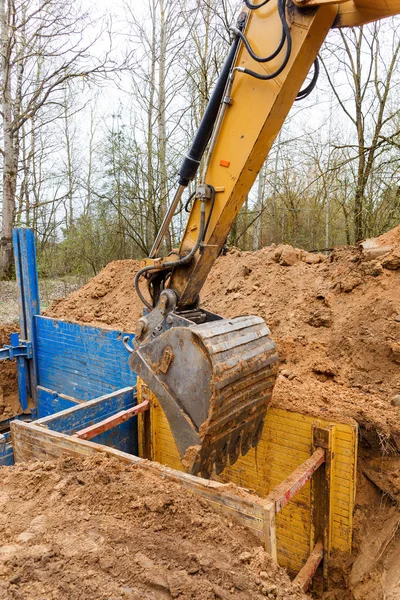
[46,260,140,328]
[0,454,307,600]
[0,324,20,421]
[46,236,400,443]
[375,223,400,248]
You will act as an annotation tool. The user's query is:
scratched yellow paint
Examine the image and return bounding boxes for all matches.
[137,380,357,573]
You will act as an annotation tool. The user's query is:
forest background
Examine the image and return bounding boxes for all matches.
[0,0,400,280]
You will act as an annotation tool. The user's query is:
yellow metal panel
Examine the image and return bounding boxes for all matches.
[336,1,400,27]
[137,382,357,572]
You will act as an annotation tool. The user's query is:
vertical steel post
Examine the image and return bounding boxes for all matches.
[12,228,40,410]
[9,333,29,411]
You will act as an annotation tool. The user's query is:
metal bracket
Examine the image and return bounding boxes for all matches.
[313,426,331,449]
[196,184,213,200]
[0,333,33,362]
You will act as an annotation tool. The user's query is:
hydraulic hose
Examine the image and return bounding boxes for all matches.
[235,0,292,81]
[178,17,245,187]
[295,58,320,101]
[230,25,285,63]
[135,201,207,309]
[244,0,271,8]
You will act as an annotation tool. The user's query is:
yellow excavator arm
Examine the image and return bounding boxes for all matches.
[130,0,400,479]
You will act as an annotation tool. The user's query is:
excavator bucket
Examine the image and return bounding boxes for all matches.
[130,314,279,478]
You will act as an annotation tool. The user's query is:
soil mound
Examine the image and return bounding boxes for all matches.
[0,324,21,420]
[375,223,400,248]
[46,233,400,444]
[0,454,307,600]
[46,260,140,329]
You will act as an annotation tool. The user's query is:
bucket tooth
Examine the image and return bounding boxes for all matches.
[214,439,229,475]
[240,421,255,456]
[228,429,243,466]
[200,448,216,479]
[252,415,265,448]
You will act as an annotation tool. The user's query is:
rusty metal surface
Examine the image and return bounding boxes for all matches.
[293,539,324,592]
[268,447,325,513]
[131,314,279,478]
[73,400,150,441]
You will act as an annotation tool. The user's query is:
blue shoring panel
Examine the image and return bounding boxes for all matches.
[0,433,14,466]
[36,387,137,454]
[35,316,136,401]
[1,228,140,465]
[37,386,82,418]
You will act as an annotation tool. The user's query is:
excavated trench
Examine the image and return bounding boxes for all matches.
[1,225,400,598]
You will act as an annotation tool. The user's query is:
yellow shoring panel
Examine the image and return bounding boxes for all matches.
[137,381,358,572]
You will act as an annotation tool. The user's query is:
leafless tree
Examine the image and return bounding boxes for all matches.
[0,0,120,277]
[321,19,400,242]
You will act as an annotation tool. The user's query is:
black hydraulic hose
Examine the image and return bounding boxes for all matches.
[134,202,207,309]
[184,191,196,213]
[231,26,286,63]
[237,0,291,81]
[295,58,320,101]
[244,0,271,8]
[178,20,244,187]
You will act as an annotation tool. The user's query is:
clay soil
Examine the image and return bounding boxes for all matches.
[0,454,308,600]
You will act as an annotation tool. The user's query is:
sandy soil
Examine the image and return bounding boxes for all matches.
[1,226,400,599]
[0,454,308,600]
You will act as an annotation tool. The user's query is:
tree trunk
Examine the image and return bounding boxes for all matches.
[146,0,157,252]
[157,0,171,250]
[0,0,15,278]
[253,163,266,251]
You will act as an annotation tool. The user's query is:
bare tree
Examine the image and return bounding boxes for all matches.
[322,19,400,242]
[0,0,119,277]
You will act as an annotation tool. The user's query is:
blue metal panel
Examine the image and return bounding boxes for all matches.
[37,386,82,418]
[10,227,138,439]
[37,387,137,454]
[35,316,136,401]
[0,433,14,466]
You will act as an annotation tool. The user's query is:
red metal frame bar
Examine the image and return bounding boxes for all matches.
[73,400,150,440]
[268,447,325,513]
[293,539,324,592]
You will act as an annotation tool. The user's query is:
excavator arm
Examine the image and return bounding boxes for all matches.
[130,0,400,478]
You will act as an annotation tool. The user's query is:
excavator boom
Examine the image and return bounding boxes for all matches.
[131,0,400,477]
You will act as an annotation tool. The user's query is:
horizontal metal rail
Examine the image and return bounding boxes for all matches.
[0,333,32,362]
[264,444,327,588]
[267,447,326,512]
[293,539,324,592]
[73,400,150,441]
